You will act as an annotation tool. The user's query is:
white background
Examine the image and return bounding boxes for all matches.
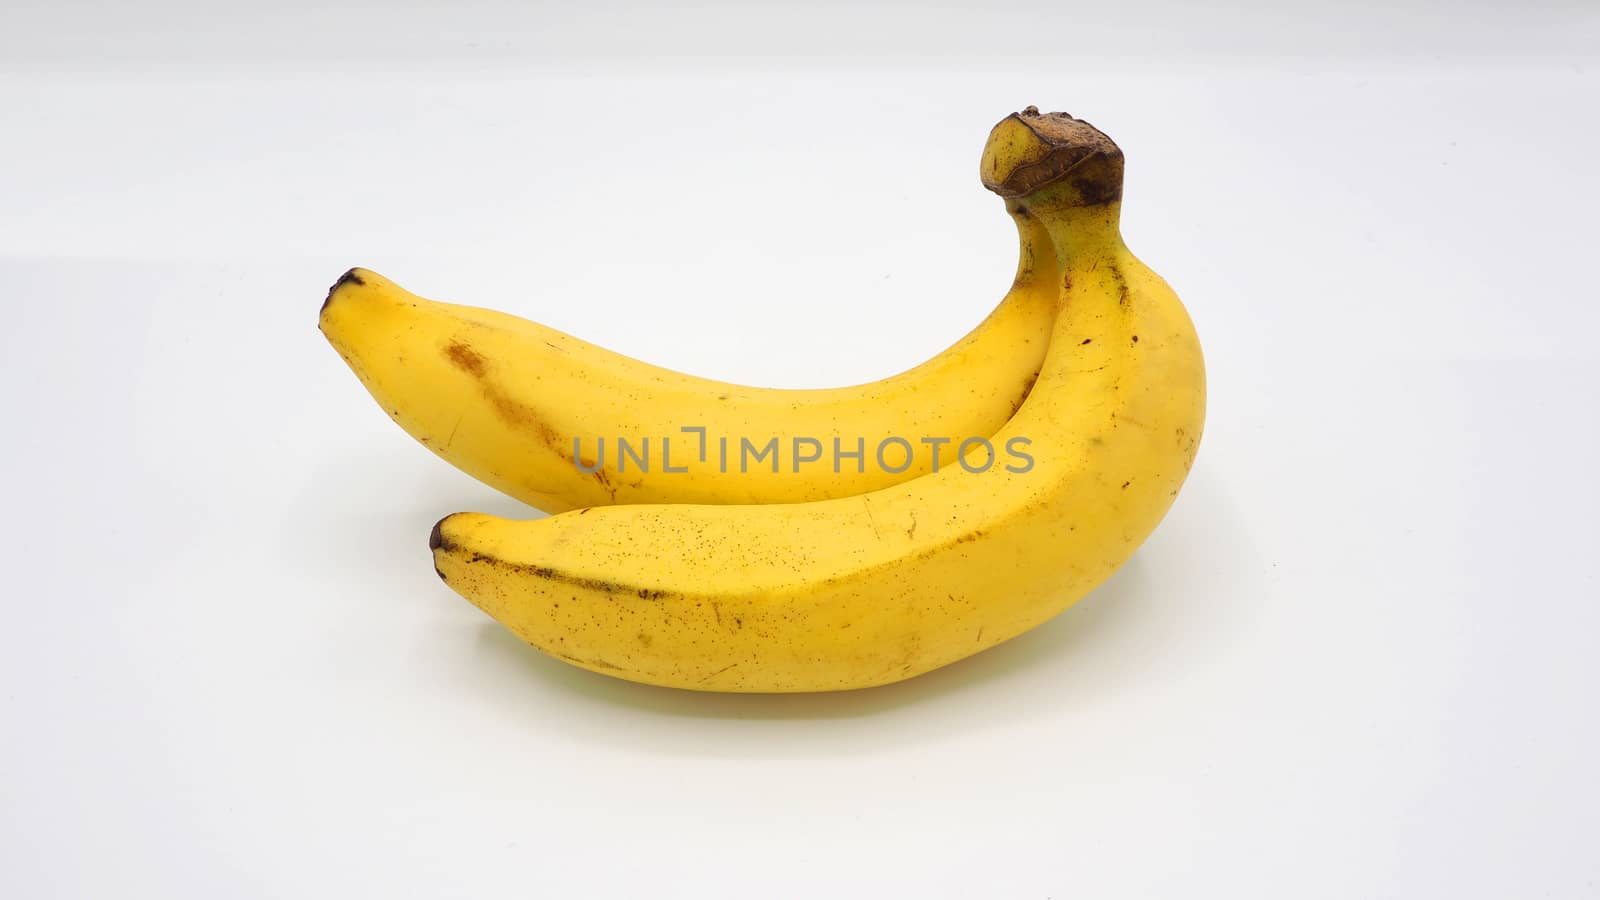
[4,2,1599,897]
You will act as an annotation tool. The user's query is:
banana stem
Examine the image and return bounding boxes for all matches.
[1005,204,1060,287]
[1028,199,1126,264]
[983,107,1128,267]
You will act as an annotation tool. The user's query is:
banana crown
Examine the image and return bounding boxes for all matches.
[980,107,1124,206]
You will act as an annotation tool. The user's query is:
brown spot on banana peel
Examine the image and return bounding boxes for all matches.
[520,563,638,597]
[433,521,674,600]
[444,340,486,377]
[1108,266,1131,306]
[591,466,618,502]
[552,651,624,671]
[443,339,567,455]
[1010,370,1040,416]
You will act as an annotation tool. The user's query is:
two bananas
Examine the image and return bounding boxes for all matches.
[320,108,1205,693]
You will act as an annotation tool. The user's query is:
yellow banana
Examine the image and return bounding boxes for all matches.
[430,109,1206,692]
[319,193,1058,513]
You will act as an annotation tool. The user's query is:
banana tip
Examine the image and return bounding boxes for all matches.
[429,516,453,582]
[321,268,368,317]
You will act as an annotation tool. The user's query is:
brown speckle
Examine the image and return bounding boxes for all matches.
[1107,265,1130,306]
[553,651,623,672]
[699,663,738,683]
[592,466,617,502]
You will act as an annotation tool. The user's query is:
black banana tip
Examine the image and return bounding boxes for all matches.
[429,516,453,582]
[320,268,368,316]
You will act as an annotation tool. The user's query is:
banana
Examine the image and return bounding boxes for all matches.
[429,109,1206,692]
[319,190,1059,513]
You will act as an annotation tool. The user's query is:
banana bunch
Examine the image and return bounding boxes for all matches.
[321,107,1205,692]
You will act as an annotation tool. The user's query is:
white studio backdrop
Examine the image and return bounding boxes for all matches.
[2,2,1598,898]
